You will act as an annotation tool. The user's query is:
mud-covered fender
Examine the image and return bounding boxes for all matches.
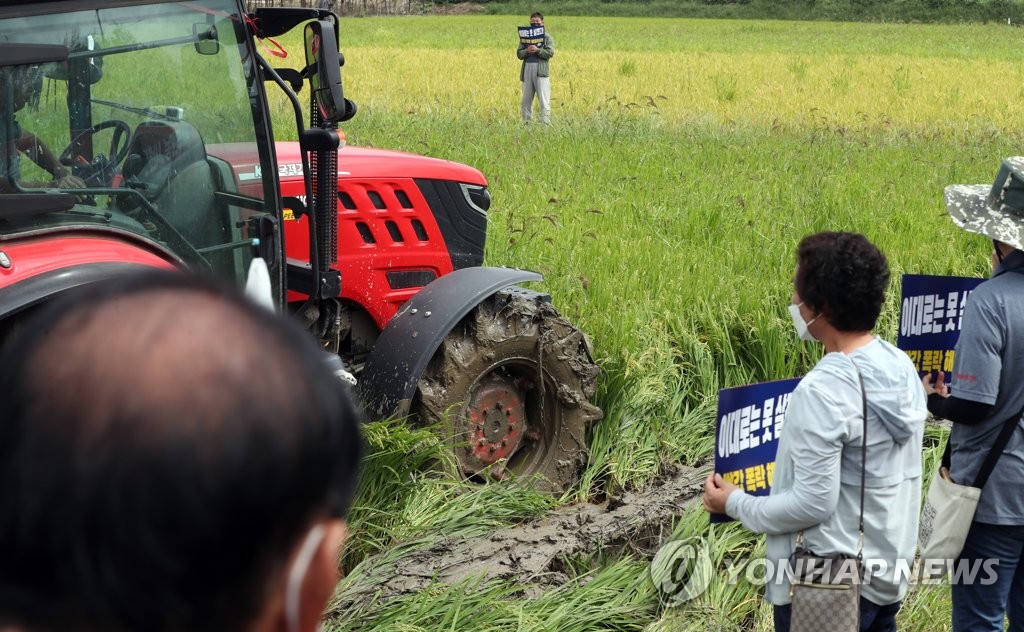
[358,266,543,420]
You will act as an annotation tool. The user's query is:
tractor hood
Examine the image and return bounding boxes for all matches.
[0,233,177,320]
[273,142,488,185]
[0,233,178,290]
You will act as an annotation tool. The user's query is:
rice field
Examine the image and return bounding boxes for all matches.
[266,15,1023,631]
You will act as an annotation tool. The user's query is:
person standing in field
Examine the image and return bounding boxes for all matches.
[517,12,554,125]
[923,157,1024,632]
[703,232,927,632]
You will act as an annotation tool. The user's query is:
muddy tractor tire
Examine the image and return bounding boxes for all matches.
[414,288,602,492]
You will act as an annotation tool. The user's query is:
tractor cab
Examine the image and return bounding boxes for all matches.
[0,0,295,301]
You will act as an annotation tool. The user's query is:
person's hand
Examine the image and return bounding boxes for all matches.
[922,371,949,398]
[53,171,88,203]
[56,173,86,189]
[703,472,738,515]
[526,44,538,53]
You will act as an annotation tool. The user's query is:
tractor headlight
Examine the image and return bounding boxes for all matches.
[460,183,490,215]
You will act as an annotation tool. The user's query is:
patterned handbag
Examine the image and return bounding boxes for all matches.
[788,366,867,632]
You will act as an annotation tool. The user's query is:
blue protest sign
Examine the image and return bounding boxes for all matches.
[712,377,802,523]
[897,274,984,380]
[518,25,545,46]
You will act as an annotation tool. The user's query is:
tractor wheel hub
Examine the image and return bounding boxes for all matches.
[464,377,526,472]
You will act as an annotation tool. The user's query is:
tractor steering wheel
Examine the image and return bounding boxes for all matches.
[59,119,133,187]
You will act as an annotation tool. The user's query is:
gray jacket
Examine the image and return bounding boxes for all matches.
[517,33,554,81]
[726,338,927,605]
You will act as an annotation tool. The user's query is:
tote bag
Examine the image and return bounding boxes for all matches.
[917,467,981,579]
[918,407,1022,579]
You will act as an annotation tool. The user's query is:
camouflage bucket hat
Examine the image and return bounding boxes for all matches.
[945,156,1024,250]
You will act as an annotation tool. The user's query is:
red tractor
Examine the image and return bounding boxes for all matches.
[277,142,601,488]
[0,0,599,491]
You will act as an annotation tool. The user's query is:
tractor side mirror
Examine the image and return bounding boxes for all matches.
[303,20,354,124]
[193,23,220,56]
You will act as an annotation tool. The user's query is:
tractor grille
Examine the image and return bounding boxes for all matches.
[414,179,487,270]
[338,179,487,271]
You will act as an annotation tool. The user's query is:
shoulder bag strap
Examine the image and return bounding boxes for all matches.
[938,401,1024,486]
[971,404,1024,489]
[852,364,867,562]
[793,362,870,558]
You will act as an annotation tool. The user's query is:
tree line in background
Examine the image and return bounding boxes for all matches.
[481,0,1024,22]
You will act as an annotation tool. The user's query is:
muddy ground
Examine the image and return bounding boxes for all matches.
[330,464,709,621]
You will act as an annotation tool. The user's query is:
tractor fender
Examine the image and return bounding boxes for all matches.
[0,262,160,320]
[358,266,543,420]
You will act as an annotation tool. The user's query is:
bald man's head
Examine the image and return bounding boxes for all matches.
[23,283,306,436]
[0,272,362,632]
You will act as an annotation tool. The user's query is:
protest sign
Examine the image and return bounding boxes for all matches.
[711,377,801,523]
[518,25,545,47]
[897,274,985,382]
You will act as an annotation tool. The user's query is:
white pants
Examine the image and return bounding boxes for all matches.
[521,63,550,124]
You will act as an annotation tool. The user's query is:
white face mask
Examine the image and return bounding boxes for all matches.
[788,302,819,342]
[285,524,326,632]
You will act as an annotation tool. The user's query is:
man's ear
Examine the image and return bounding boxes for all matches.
[299,520,348,632]
[268,519,348,632]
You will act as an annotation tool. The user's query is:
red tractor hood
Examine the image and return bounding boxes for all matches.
[274,142,488,185]
[0,233,177,290]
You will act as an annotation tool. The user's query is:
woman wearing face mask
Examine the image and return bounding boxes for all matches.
[704,232,927,632]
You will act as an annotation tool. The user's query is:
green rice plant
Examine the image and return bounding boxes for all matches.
[646,506,768,631]
[341,419,456,566]
[712,75,738,103]
[787,58,808,81]
[520,558,660,631]
[897,581,954,632]
[889,64,912,96]
[328,575,526,631]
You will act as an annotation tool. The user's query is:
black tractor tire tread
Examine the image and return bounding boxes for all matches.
[415,289,601,492]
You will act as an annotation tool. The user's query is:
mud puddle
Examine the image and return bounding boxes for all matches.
[331,464,709,619]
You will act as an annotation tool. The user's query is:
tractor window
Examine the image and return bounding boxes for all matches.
[0,1,281,293]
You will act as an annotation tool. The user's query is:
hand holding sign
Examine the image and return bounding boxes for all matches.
[922,370,949,398]
[702,473,738,514]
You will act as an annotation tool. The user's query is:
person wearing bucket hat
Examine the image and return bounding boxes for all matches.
[922,157,1024,632]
